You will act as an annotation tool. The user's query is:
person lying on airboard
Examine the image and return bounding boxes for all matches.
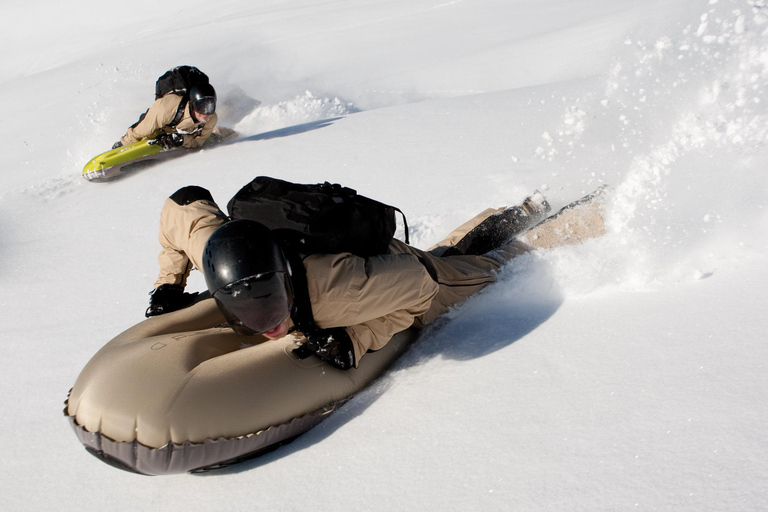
[144,184,608,370]
[112,82,218,151]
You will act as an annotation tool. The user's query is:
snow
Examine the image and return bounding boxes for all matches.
[1,0,767,509]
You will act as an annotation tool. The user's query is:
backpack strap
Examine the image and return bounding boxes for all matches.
[283,246,354,367]
[168,94,189,129]
[393,206,409,245]
[283,247,316,336]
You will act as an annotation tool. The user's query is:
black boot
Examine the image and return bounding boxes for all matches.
[443,191,551,256]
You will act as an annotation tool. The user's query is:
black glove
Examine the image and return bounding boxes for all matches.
[145,284,199,317]
[112,141,123,149]
[293,327,356,370]
[156,132,184,150]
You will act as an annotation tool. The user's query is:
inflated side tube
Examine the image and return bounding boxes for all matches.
[65,298,418,475]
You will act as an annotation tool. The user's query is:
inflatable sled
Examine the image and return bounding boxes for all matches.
[65,297,418,475]
[82,126,237,182]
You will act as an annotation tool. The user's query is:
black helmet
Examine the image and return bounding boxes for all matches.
[189,82,216,116]
[202,220,293,335]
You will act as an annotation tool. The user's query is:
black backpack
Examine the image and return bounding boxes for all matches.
[154,66,210,127]
[227,176,409,257]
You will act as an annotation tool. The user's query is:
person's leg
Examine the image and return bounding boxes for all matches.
[415,186,609,327]
[427,207,504,256]
[412,238,532,327]
[518,186,609,250]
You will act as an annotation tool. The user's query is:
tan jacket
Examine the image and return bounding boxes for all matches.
[121,94,218,149]
[153,198,530,364]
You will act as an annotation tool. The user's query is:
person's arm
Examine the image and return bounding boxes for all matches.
[147,194,228,317]
[154,243,192,289]
[121,95,180,145]
[182,113,218,149]
[305,251,439,363]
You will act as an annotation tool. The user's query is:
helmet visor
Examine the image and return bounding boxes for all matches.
[191,96,216,116]
[213,272,293,335]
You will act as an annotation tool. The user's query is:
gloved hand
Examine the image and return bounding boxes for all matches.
[145,284,199,317]
[156,132,184,150]
[293,327,356,370]
[112,141,123,149]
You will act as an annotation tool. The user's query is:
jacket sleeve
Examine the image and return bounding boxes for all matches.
[121,95,181,145]
[304,251,439,362]
[182,113,218,149]
[153,197,228,288]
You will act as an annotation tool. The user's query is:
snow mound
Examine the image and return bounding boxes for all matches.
[234,91,359,136]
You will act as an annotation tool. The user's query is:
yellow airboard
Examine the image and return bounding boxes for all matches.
[82,140,164,181]
[81,127,237,182]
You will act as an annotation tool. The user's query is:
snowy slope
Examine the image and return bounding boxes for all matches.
[1,0,767,510]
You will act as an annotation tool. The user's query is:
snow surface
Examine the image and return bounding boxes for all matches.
[1,0,767,510]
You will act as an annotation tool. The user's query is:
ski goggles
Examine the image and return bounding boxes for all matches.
[213,272,293,336]
[191,96,216,116]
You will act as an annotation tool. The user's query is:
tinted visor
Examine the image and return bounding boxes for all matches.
[213,272,292,335]
[191,96,216,116]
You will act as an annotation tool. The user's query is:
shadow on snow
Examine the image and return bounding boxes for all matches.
[232,117,344,144]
